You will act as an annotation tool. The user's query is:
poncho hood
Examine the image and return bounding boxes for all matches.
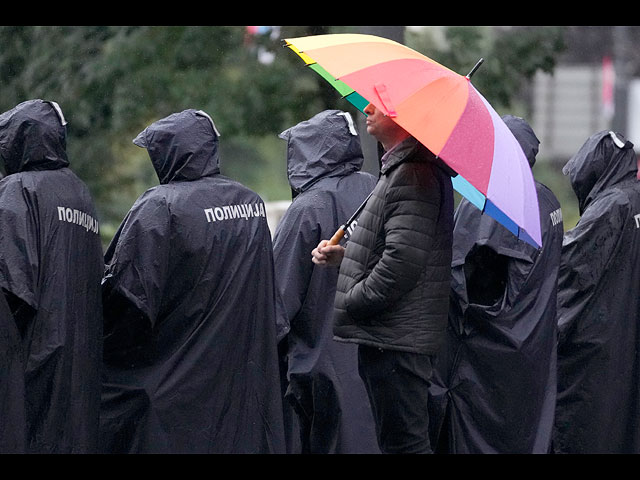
[0,99,69,175]
[563,130,636,214]
[502,114,539,168]
[133,109,221,184]
[279,110,364,194]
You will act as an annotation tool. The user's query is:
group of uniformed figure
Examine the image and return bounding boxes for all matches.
[1,99,639,454]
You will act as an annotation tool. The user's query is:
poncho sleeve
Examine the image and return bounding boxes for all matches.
[557,190,629,343]
[272,197,322,341]
[102,190,171,364]
[0,177,40,310]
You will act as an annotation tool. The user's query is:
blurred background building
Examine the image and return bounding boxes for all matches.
[530,26,640,160]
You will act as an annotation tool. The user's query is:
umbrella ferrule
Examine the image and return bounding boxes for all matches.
[465,58,484,80]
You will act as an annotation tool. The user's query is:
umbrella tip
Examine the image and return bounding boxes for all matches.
[465,58,484,79]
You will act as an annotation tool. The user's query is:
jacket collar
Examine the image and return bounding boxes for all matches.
[380,137,420,175]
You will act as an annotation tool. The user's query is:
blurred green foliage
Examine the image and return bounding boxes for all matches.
[0,25,570,246]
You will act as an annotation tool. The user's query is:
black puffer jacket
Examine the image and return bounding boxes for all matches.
[334,137,454,354]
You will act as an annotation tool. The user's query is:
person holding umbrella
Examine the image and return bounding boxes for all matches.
[274,109,379,454]
[312,102,455,454]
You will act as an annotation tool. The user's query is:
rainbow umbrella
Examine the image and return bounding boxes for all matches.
[284,33,542,248]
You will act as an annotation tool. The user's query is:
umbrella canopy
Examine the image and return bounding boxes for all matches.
[284,33,541,248]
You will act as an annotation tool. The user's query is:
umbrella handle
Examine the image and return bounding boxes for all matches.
[327,225,346,246]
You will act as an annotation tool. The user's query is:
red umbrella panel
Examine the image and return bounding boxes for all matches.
[284,34,542,248]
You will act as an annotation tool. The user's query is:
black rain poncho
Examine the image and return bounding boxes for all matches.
[0,99,104,453]
[274,110,379,454]
[553,131,640,454]
[0,288,25,453]
[99,109,285,454]
[428,116,564,453]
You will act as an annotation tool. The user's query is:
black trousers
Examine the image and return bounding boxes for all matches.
[358,345,434,454]
[285,374,341,454]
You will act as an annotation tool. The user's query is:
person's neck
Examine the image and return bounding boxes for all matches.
[381,130,411,152]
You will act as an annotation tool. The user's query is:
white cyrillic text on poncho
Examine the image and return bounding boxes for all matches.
[204,202,266,223]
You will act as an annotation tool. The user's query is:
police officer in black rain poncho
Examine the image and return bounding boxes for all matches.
[428,115,564,453]
[99,109,285,454]
[274,110,379,454]
[0,99,104,453]
[553,130,640,454]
